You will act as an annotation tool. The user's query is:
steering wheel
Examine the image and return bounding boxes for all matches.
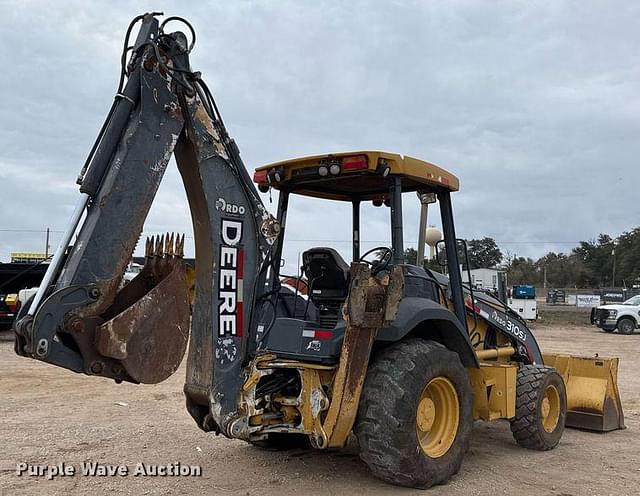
[359,246,393,275]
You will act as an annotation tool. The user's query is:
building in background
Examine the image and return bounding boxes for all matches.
[463,268,503,291]
[10,252,49,264]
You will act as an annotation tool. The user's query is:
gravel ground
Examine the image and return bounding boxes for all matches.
[1,322,639,495]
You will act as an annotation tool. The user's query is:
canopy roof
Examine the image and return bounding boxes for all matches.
[253,151,459,201]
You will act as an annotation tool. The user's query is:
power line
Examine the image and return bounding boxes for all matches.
[0,229,581,246]
[277,239,582,245]
[0,229,583,245]
[495,241,581,245]
[0,229,64,233]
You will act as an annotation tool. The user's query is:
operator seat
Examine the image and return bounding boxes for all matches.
[302,247,350,299]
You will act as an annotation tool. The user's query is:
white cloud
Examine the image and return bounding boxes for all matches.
[0,0,638,268]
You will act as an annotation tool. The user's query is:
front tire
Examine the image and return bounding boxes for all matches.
[354,339,473,489]
[617,317,635,335]
[510,365,566,450]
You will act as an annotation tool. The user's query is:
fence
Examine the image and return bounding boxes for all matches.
[544,288,640,306]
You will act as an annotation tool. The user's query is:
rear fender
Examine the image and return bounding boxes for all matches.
[376,297,478,367]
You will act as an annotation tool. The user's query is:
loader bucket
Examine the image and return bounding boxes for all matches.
[543,353,625,432]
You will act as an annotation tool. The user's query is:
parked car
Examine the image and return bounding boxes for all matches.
[591,295,640,334]
[0,294,18,329]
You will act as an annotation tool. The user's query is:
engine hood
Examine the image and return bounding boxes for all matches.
[597,304,634,311]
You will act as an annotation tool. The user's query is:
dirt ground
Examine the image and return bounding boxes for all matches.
[2,320,639,495]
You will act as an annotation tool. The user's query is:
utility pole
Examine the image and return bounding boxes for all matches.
[45,228,50,258]
[543,266,547,289]
[612,248,616,288]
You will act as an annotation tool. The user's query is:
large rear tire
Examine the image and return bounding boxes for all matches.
[354,339,473,489]
[510,365,566,450]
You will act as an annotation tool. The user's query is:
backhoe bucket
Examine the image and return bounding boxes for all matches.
[95,234,190,384]
[543,353,625,432]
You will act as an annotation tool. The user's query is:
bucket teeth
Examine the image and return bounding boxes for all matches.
[176,234,184,258]
[143,233,185,259]
[155,235,164,257]
[167,233,175,256]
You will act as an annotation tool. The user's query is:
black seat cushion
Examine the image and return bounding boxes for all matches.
[302,247,350,295]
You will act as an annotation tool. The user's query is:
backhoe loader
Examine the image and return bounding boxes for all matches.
[14,13,624,489]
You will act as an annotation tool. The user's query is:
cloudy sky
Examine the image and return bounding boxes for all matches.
[0,0,638,273]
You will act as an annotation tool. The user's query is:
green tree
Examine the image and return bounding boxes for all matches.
[611,228,640,287]
[506,256,538,285]
[466,238,503,269]
[404,247,418,265]
[536,252,590,288]
[404,228,640,289]
[573,234,615,287]
[403,247,444,273]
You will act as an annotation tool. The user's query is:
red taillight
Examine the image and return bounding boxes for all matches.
[341,155,368,171]
[253,169,268,183]
[302,329,333,340]
[314,330,333,340]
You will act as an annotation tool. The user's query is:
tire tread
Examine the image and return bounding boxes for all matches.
[355,339,472,488]
[510,364,566,450]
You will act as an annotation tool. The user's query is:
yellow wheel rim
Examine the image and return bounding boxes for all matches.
[541,384,561,433]
[416,376,459,458]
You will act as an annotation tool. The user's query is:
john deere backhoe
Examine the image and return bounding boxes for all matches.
[14,13,625,489]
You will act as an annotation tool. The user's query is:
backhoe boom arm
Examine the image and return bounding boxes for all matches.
[14,13,279,436]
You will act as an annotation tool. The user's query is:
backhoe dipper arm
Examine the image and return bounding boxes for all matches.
[14,13,279,436]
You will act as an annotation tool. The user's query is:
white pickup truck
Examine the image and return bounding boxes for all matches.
[591,295,640,334]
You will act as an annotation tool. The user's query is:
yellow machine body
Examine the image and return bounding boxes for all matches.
[469,362,517,421]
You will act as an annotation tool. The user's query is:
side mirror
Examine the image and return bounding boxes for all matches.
[435,240,447,266]
[435,239,470,269]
